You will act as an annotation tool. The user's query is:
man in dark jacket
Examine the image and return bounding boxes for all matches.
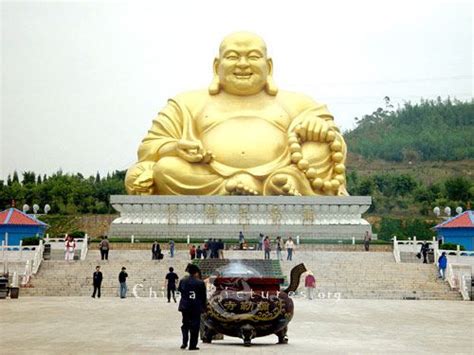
[152,241,161,260]
[165,267,179,303]
[91,266,103,298]
[178,264,207,350]
[420,242,430,263]
[119,267,128,298]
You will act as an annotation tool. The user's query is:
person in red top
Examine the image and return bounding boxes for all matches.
[189,245,196,260]
[305,271,316,300]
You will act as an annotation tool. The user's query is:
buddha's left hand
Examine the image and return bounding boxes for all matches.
[295,116,334,142]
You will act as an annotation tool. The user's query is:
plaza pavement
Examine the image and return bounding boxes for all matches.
[1,297,473,354]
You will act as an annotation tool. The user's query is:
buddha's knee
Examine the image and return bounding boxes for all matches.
[125,161,156,195]
[153,156,192,181]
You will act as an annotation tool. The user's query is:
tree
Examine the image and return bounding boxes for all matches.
[444,177,472,202]
[22,171,36,185]
[12,171,19,184]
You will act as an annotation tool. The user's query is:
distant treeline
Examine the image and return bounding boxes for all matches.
[344,97,474,161]
[0,170,125,214]
[0,170,471,217]
[347,171,472,216]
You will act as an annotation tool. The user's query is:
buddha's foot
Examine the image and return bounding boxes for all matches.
[269,174,302,196]
[225,174,261,195]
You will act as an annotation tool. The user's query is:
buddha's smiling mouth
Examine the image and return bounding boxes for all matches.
[234,73,253,79]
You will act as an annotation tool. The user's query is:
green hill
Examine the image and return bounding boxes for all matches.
[343,98,474,162]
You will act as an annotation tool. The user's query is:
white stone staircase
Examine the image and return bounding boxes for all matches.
[21,250,461,300]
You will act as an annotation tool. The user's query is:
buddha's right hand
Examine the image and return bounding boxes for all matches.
[177,139,213,163]
[133,169,154,192]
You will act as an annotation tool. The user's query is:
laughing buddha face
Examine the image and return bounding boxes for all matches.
[214,32,273,96]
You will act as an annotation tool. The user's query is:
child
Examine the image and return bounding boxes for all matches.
[305,271,316,300]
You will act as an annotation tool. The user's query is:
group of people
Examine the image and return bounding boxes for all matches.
[91,263,204,350]
[260,234,296,261]
[91,265,181,302]
[64,235,110,261]
[151,240,176,260]
[417,242,448,279]
[92,266,129,299]
[189,239,224,260]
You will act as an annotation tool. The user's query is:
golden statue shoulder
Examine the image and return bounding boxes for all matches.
[276,90,333,120]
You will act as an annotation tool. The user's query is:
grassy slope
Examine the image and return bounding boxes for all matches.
[346,153,473,186]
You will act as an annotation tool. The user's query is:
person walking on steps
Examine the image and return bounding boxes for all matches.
[99,236,110,260]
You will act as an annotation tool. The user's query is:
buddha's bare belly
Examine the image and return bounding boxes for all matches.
[201,117,287,169]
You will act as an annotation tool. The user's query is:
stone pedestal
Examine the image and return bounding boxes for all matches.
[109,195,372,240]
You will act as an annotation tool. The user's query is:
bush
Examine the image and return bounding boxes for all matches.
[69,230,86,238]
[22,237,40,246]
[440,242,466,251]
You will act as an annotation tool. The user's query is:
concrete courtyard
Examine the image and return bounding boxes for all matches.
[1,297,473,354]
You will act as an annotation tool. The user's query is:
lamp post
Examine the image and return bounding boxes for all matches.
[23,204,51,217]
[433,206,462,219]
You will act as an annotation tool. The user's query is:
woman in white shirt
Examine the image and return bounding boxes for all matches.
[64,236,76,261]
[285,237,295,261]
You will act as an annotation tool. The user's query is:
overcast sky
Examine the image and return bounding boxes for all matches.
[1,0,472,180]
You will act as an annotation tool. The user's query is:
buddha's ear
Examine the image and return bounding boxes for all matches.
[265,58,278,96]
[209,57,220,95]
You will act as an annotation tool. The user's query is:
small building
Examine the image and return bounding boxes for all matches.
[0,208,48,245]
[434,210,474,251]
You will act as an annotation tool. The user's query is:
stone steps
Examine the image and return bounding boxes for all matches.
[20,251,461,300]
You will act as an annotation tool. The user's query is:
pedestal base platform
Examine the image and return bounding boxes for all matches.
[109,195,372,240]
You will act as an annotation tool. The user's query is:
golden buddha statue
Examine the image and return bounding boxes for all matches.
[125,32,348,196]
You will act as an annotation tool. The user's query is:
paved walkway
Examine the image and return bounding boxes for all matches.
[1,297,472,354]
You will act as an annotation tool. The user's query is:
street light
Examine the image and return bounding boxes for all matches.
[433,206,463,219]
[22,204,51,216]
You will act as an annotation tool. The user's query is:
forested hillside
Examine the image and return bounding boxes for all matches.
[344,98,474,161]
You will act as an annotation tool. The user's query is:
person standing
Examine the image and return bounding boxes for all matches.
[285,237,295,261]
[263,236,271,260]
[64,236,76,261]
[91,266,103,298]
[99,236,110,260]
[189,245,196,260]
[169,239,175,258]
[275,236,283,261]
[438,252,448,280]
[196,246,203,259]
[305,271,316,300]
[165,267,179,303]
[218,239,224,259]
[118,267,128,298]
[210,239,218,259]
[152,241,161,260]
[178,264,207,350]
[239,231,245,250]
[258,233,264,251]
[363,231,371,251]
[202,240,208,259]
[420,242,430,264]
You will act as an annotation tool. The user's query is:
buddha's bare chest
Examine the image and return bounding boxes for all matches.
[194,101,291,168]
[195,101,291,134]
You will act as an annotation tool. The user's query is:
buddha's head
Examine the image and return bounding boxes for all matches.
[209,32,277,96]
